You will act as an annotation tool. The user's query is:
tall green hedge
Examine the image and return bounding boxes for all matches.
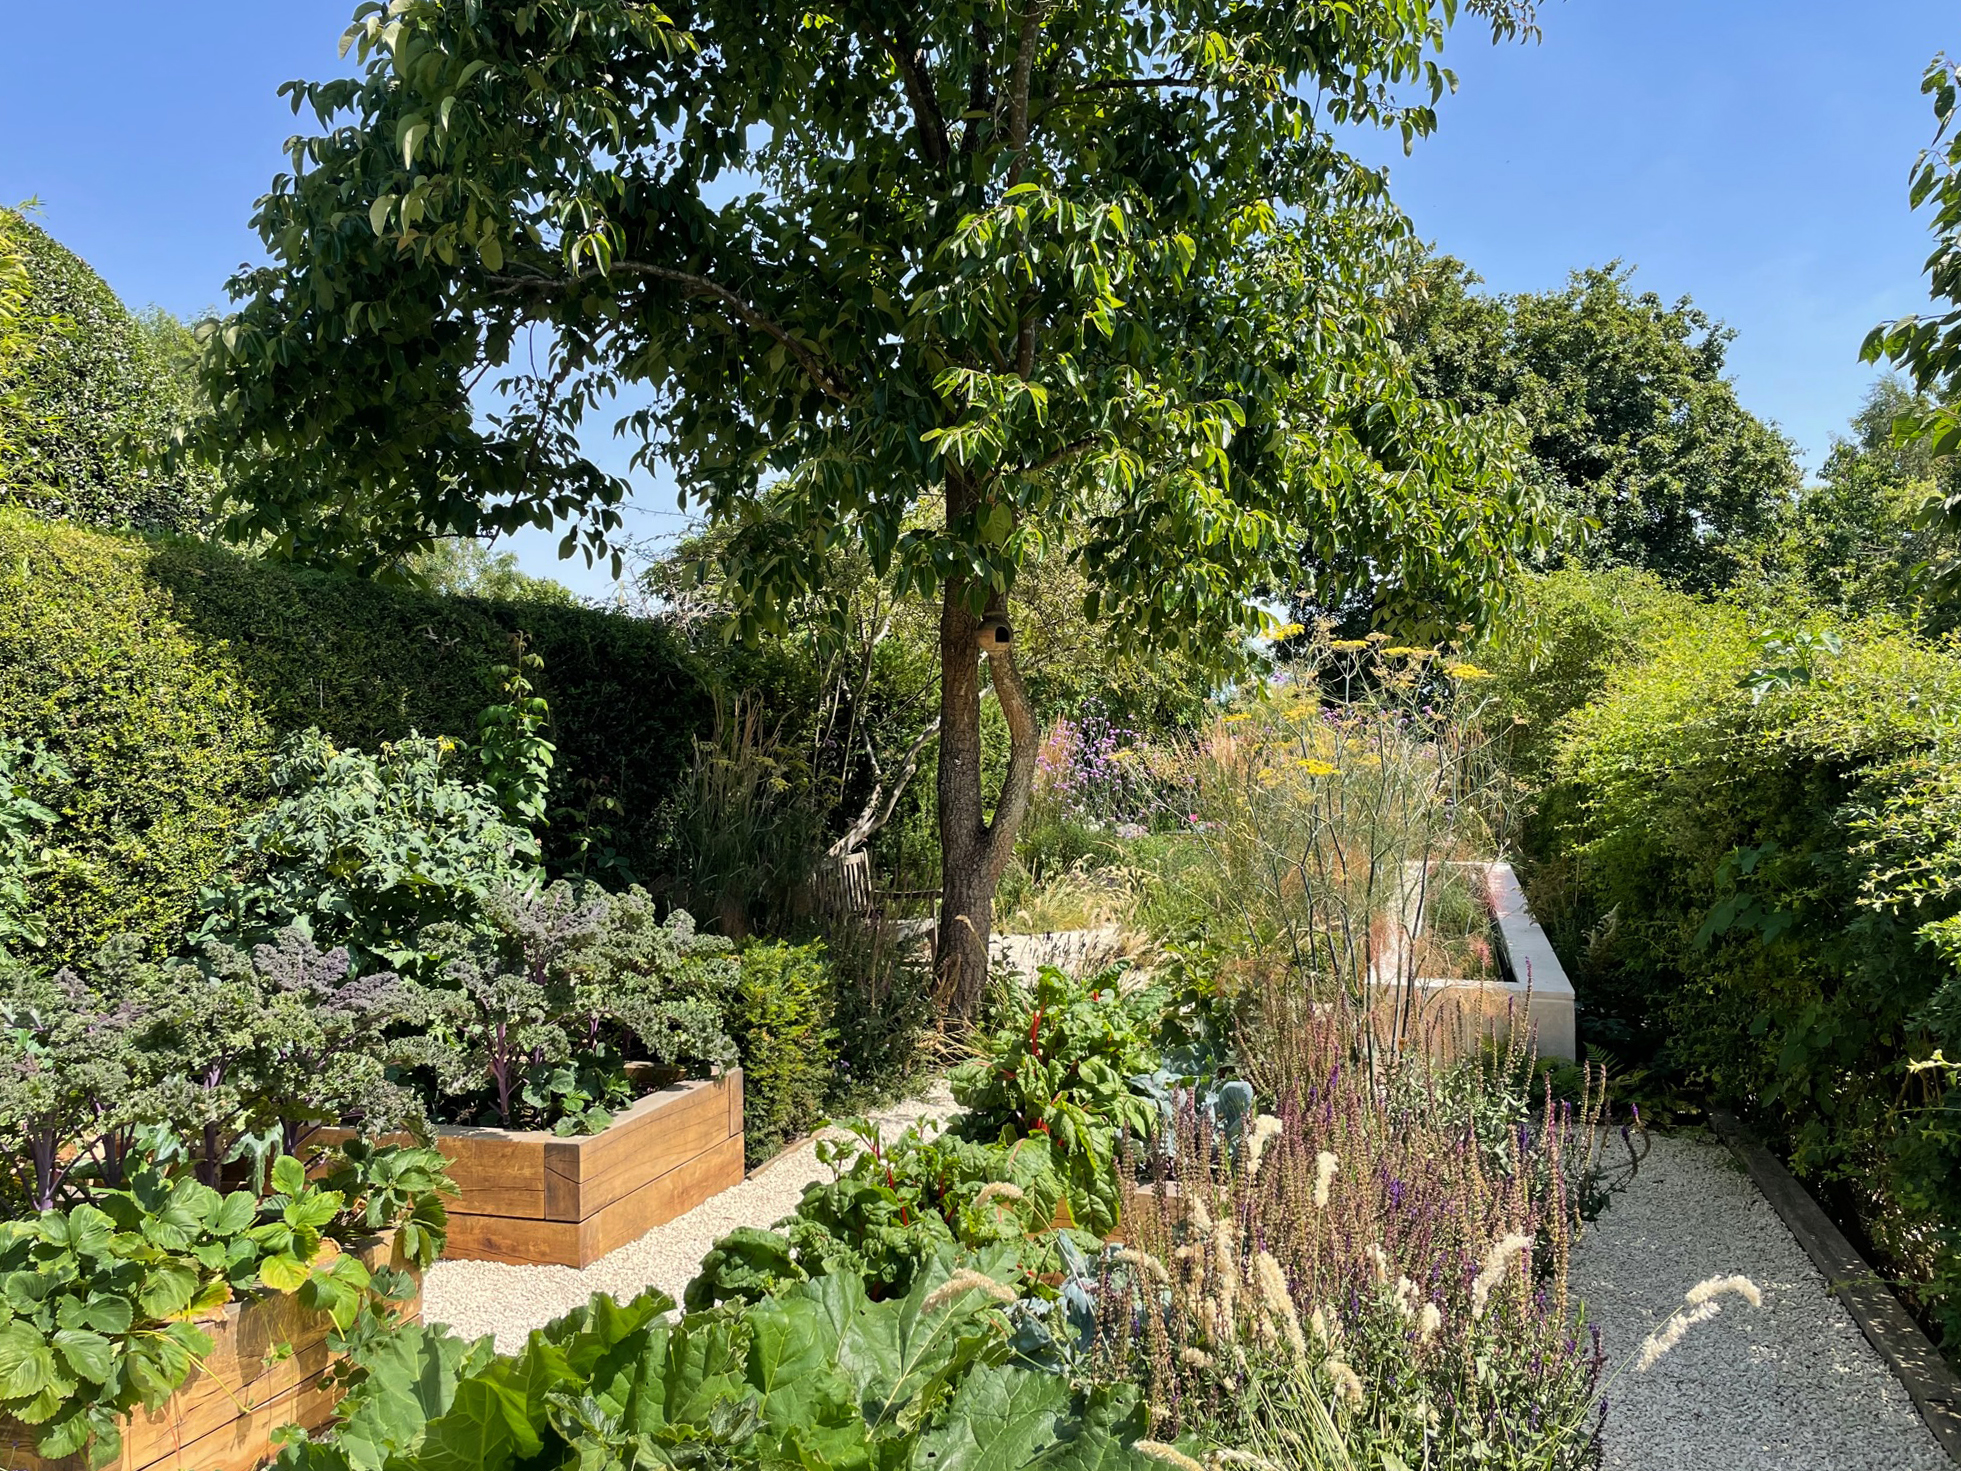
[1517,577,1961,1347]
[0,217,212,533]
[0,511,719,964]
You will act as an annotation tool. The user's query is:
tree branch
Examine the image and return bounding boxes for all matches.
[882,26,950,167]
[483,260,851,402]
[828,717,941,859]
[1019,435,1096,476]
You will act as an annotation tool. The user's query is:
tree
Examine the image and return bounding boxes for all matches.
[1761,379,1959,631]
[197,0,1551,1008]
[1865,53,1961,600]
[1396,258,1799,592]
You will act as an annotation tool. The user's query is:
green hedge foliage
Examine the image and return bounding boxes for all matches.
[0,217,213,533]
[1522,576,1961,1345]
[731,939,840,1166]
[0,511,716,965]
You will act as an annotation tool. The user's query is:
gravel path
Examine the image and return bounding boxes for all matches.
[422,1083,957,1352]
[1573,1130,1949,1471]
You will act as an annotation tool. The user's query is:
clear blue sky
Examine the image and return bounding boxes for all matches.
[0,2,1953,596]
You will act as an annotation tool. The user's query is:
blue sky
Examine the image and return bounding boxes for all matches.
[0,2,1953,596]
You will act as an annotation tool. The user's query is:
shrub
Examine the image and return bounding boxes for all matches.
[1528,588,1961,1345]
[731,939,839,1164]
[819,914,932,1109]
[0,215,214,534]
[0,511,717,965]
[193,730,539,974]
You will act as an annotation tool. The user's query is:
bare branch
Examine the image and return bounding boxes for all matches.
[828,717,941,858]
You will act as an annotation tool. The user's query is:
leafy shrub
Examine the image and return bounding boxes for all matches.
[1527,590,1961,1345]
[0,215,214,534]
[0,739,66,959]
[275,1258,1159,1471]
[731,939,839,1165]
[195,730,539,975]
[0,1152,439,1469]
[0,511,717,965]
[820,914,932,1110]
[950,967,1160,1236]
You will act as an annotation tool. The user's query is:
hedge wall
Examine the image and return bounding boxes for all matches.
[0,511,720,964]
[1516,579,1961,1347]
[0,217,212,533]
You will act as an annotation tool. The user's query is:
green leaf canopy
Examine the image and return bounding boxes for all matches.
[200,0,1551,652]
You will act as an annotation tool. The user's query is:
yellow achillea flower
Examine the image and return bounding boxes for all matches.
[1221,712,1252,723]
[1444,662,1494,680]
[1380,646,1431,658]
[1295,758,1337,776]
[1328,638,1369,651]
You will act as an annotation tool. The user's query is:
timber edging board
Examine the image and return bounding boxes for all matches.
[433,1068,745,1268]
[0,1236,419,1471]
[1709,1108,1961,1465]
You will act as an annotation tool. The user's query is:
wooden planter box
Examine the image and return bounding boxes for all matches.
[0,1237,418,1471]
[430,1069,745,1268]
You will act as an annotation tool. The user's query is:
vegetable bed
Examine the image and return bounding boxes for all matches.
[427,1068,744,1267]
[0,1233,420,1471]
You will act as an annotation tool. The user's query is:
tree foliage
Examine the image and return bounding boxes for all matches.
[1864,53,1961,599]
[1398,259,1798,592]
[197,0,1552,1005]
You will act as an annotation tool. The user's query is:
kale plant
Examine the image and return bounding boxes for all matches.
[404,882,737,1134]
[0,941,151,1212]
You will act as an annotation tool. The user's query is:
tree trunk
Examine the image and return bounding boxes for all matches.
[935,477,1040,1014]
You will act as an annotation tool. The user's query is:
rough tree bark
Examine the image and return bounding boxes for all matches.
[935,473,1039,1013]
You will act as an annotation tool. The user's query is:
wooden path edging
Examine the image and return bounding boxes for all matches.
[1709,1108,1961,1464]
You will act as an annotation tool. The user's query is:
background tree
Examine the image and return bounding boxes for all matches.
[1865,53,1961,601]
[198,0,1551,1008]
[1396,257,1799,592]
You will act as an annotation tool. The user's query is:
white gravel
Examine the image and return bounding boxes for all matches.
[1573,1130,1950,1471]
[422,1082,957,1352]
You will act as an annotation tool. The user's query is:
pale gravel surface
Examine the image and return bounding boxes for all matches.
[1573,1131,1949,1471]
[422,1082,957,1353]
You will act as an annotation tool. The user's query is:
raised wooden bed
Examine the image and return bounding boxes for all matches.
[0,1237,418,1471]
[429,1068,745,1268]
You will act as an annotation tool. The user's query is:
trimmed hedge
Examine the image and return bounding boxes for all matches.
[0,511,717,964]
[0,217,212,533]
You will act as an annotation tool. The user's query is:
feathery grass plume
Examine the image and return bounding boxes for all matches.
[1416,1301,1444,1345]
[1135,1442,1207,1471]
[1180,1346,1216,1370]
[1207,1451,1282,1471]
[1309,1304,1340,1346]
[1635,1300,1721,1370]
[971,1181,1026,1209]
[1189,1195,1215,1234]
[1253,1251,1309,1359]
[1312,1150,1338,1209]
[1322,1356,1366,1407]
[1119,1248,1172,1284]
[1244,1114,1283,1179]
[922,1269,1018,1313]
[1469,1232,1534,1320]
[1394,1275,1420,1321]
[1685,1274,1762,1309]
[1365,1243,1391,1285]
